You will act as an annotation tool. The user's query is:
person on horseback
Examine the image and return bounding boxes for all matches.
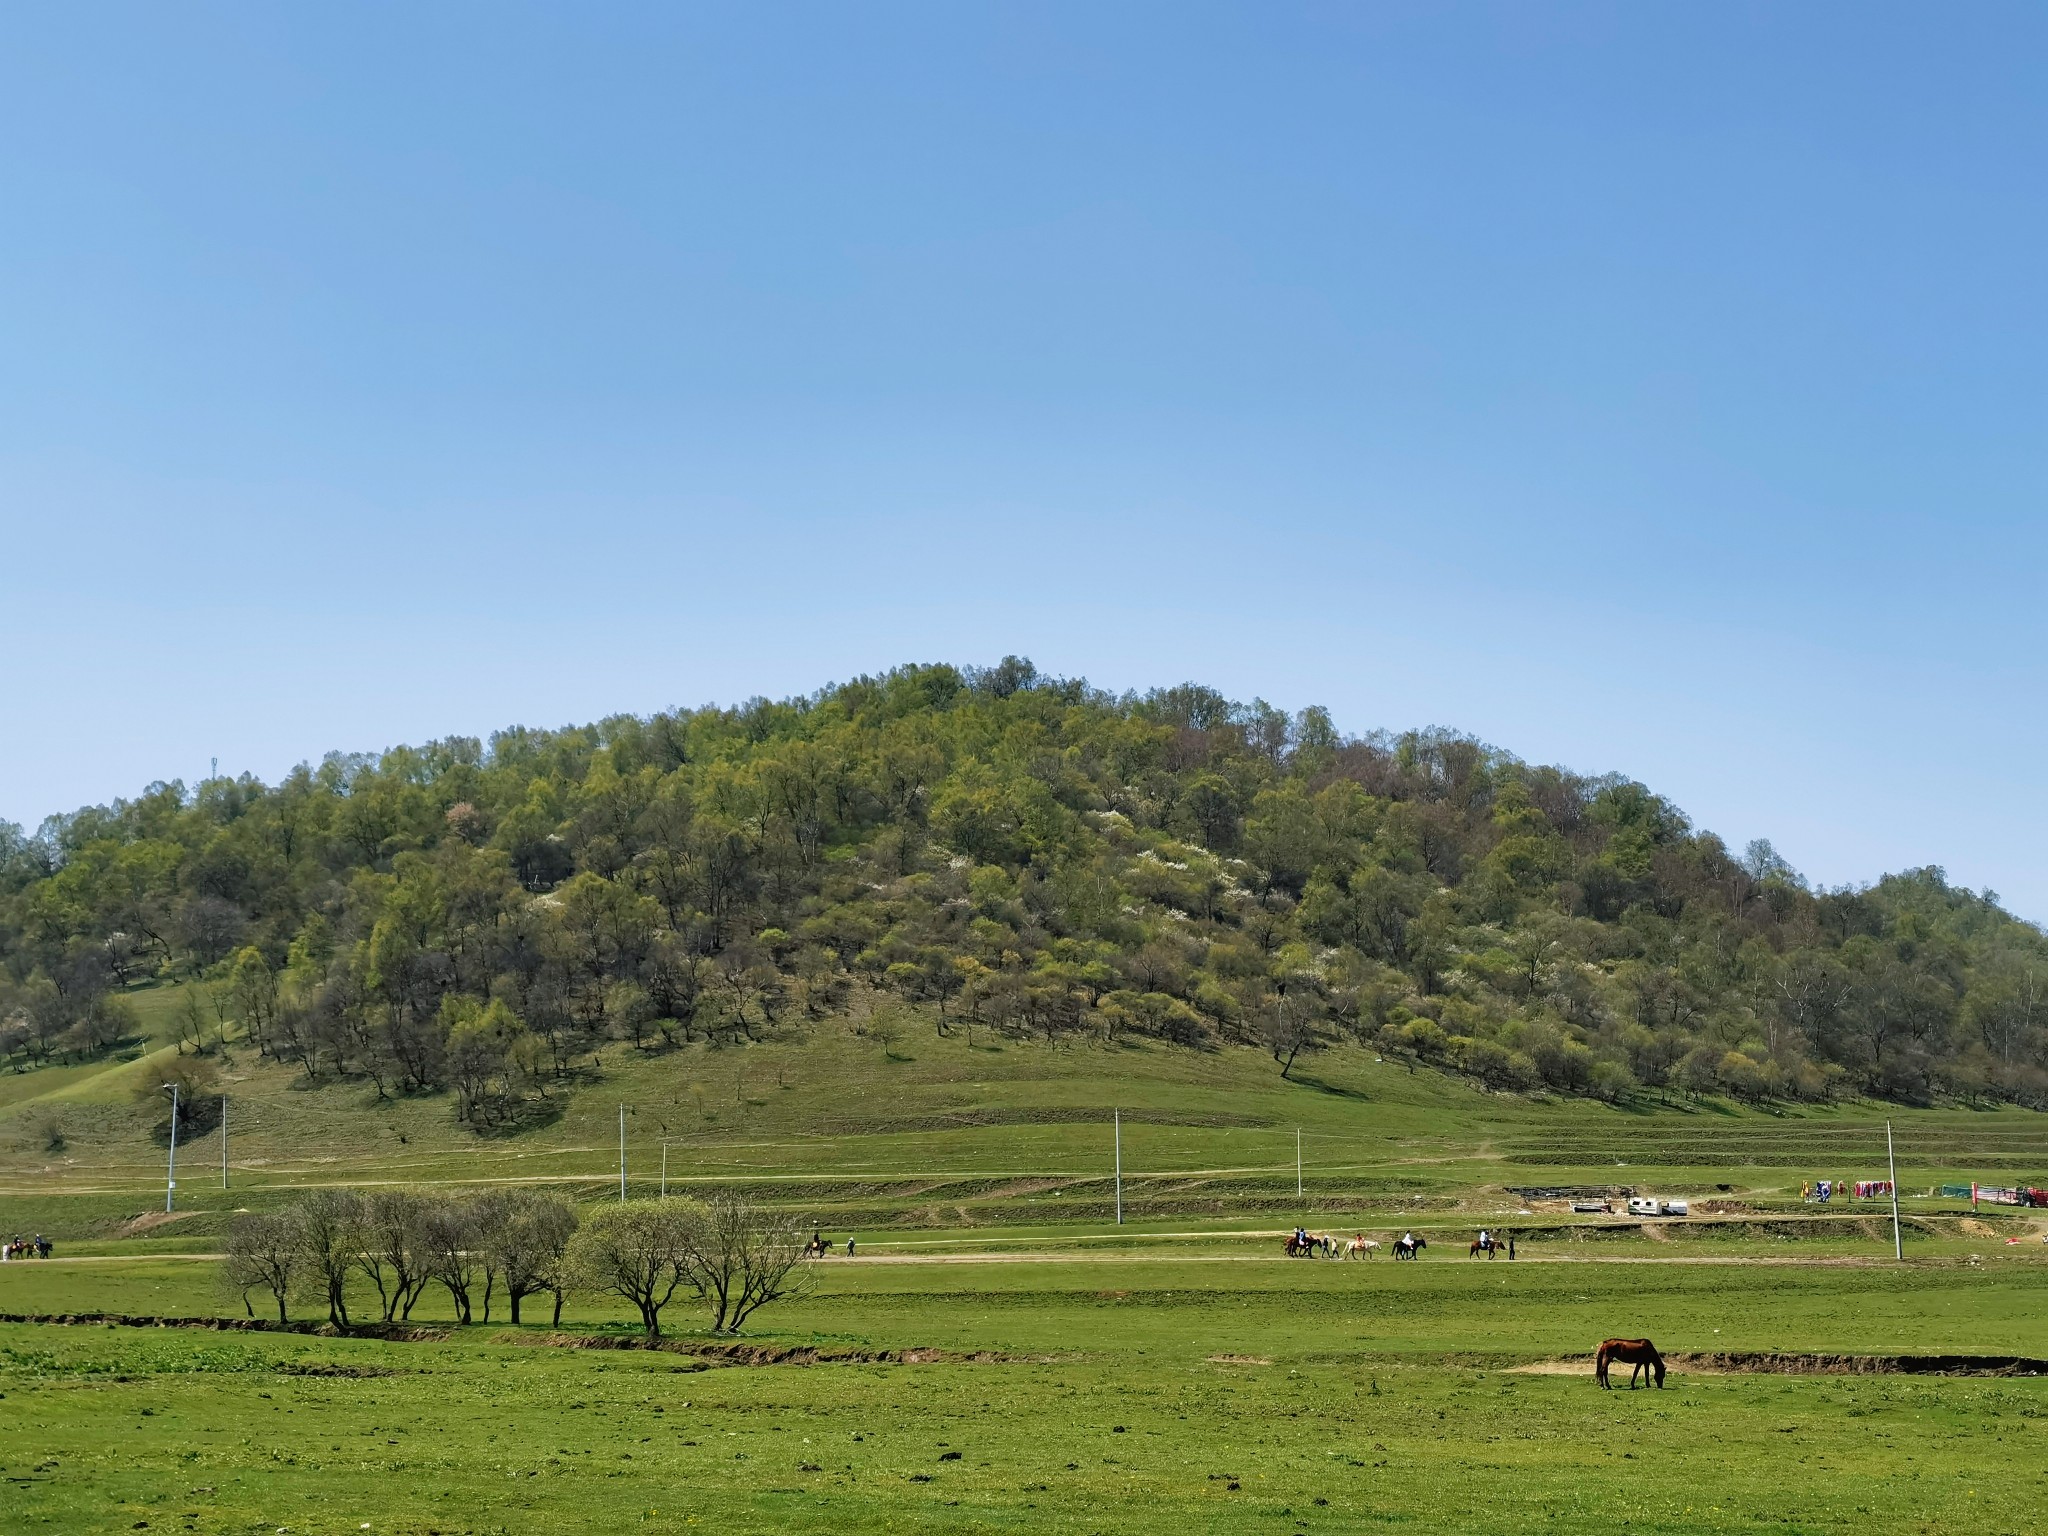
[1478,1228,1490,1253]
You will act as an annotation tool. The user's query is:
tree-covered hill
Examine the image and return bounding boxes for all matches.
[3,659,2043,1121]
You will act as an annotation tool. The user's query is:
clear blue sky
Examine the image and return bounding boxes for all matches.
[4,5,2044,917]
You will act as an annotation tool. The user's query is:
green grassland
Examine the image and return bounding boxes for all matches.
[7,981,2046,1222]
[5,985,2048,1532]
[5,1256,2048,1536]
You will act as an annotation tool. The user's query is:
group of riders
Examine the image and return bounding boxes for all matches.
[1287,1225,1513,1261]
[1,1234,52,1261]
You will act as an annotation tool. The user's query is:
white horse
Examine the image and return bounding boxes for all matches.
[1345,1235,1381,1259]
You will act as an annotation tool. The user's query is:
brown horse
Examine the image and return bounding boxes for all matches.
[1595,1338,1666,1390]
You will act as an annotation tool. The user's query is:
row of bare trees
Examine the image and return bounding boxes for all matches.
[223,1187,576,1328]
[222,1187,809,1339]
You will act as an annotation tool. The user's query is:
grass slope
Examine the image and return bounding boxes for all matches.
[5,983,2045,1229]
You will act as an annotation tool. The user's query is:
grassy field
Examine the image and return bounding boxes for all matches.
[5,983,2048,1532]
[5,1253,2048,1535]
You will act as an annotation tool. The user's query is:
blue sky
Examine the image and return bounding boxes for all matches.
[3,4,2044,916]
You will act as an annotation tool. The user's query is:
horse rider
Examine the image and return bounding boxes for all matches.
[1478,1227,1490,1252]
[1294,1225,1309,1251]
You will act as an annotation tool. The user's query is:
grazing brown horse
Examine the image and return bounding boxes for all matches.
[1595,1338,1666,1390]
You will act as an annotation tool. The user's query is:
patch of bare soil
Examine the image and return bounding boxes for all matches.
[0,1312,1020,1365]
[1206,1354,1273,1366]
[0,1312,449,1341]
[1512,1352,2048,1378]
[973,1177,1080,1200]
[495,1332,1021,1367]
[1674,1351,2048,1377]
[111,1211,196,1239]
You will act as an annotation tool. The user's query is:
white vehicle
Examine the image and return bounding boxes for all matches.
[1664,1199,1690,1217]
[1627,1197,1664,1216]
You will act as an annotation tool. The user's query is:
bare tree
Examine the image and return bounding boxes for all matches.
[867,1016,903,1060]
[476,1190,579,1326]
[420,1199,484,1323]
[134,1055,223,1141]
[1259,987,1327,1080]
[565,1199,696,1341]
[677,1190,813,1335]
[297,1188,365,1327]
[357,1189,434,1322]
[223,1211,303,1323]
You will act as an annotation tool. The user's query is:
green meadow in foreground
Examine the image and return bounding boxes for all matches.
[6,1247,2048,1534]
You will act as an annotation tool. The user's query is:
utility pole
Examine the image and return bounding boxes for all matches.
[1114,1109,1122,1226]
[619,1105,629,1201]
[660,1140,668,1200]
[1296,1127,1303,1206]
[220,1094,229,1190]
[1887,1120,1903,1262]
[162,1083,179,1213]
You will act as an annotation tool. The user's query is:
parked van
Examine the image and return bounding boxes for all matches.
[1627,1197,1689,1217]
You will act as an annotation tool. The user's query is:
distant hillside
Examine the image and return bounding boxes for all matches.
[3,659,2044,1129]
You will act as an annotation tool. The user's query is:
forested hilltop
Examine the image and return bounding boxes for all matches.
[3,660,2044,1121]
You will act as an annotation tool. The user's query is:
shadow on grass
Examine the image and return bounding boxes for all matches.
[1287,1072,1373,1103]
[470,1096,570,1139]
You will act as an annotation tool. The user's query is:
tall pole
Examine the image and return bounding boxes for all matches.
[660,1141,668,1200]
[1887,1120,1903,1261]
[619,1104,628,1202]
[1114,1110,1122,1226]
[164,1083,179,1213]
[1296,1127,1303,1205]
[220,1094,228,1190]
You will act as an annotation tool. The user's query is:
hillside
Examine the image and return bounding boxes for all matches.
[3,659,2045,1162]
